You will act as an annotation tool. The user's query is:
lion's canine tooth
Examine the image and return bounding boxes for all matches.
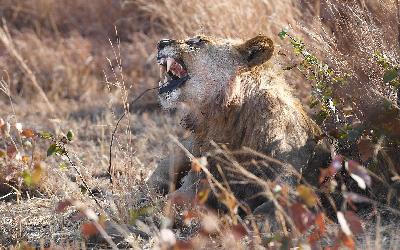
[159,58,166,65]
[166,57,175,72]
[159,65,166,78]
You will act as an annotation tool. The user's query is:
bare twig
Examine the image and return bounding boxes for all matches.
[209,141,301,236]
[168,135,301,237]
[108,86,159,183]
[0,183,21,202]
[108,111,126,184]
[72,200,119,250]
[93,222,119,250]
[62,150,103,209]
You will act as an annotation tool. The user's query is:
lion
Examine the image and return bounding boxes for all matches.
[147,35,330,213]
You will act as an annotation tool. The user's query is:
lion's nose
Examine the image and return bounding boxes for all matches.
[157,39,175,50]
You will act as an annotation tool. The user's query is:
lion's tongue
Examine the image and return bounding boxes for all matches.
[158,57,189,93]
[167,58,187,78]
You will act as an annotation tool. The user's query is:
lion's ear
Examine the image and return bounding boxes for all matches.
[237,35,274,67]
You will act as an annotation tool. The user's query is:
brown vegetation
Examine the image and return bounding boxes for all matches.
[0,0,399,249]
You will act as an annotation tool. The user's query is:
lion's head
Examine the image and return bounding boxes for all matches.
[156,35,274,116]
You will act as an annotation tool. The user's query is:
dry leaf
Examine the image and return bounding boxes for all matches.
[191,161,202,172]
[81,222,98,238]
[341,232,356,250]
[337,211,352,236]
[31,163,42,185]
[319,155,343,185]
[231,224,247,239]
[183,210,199,225]
[297,184,318,207]
[343,192,370,204]
[21,155,30,164]
[201,214,219,233]
[344,211,363,235]
[6,145,17,159]
[357,137,375,162]
[308,213,326,244]
[174,240,193,250]
[289,203,314,233]
[21,128,35,138]
[191,156,207,172]
[15,123,23,133]
[345,161,371,189]
[196,188,210,205]
[160,228,176,246]
[0,118,4,129]
[56,199,73,213]
[220,191,238,214]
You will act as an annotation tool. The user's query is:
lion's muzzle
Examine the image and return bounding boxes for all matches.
[157,40,189,95]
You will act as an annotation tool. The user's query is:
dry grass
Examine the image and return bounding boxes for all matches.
[0,0,400,249]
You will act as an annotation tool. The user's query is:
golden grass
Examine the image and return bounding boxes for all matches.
[0,0,400,249]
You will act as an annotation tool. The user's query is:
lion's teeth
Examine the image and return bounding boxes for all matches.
[171,68,180,77]
[159,75,169,88]
[159,58,166,65]
[159,65,166,78]
[166,58,174,72]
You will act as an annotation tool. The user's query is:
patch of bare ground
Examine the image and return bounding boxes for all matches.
[0,198,82,247]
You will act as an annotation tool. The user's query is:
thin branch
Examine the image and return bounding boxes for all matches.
[108,86,159,183]
[63,150,103,209]
[169,135,301,237]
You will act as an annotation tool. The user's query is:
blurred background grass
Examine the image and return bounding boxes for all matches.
[1,0,400,247]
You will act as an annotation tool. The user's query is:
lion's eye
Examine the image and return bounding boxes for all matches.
[185,37,206,47]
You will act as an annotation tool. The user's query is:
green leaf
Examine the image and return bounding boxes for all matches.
[66,130,74,141]
[40,131,53,139]
[316,110,328,124]
[347,125,366,143]
[80,185,88,194]
[22,170,32,186]
[47,143,64,157]
[309,98,319,108]
[47,144,58,157]
[59,162,68,171]
[326,68,334,76]
[391,79,400,89]
[338,131,349,139]
[129,206,154,224]
[278,29,288,40]
[383,69,398,83]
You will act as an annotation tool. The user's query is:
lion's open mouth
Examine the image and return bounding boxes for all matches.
[158,57,189,94]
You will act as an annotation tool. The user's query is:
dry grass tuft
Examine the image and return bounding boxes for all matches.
[0,0,400,249]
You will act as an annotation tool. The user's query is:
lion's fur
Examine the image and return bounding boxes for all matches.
[148,35,329,211]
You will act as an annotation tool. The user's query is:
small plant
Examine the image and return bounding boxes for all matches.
[374,52,400,88]
[279,29,350,125]
[374,51,400,105]
[279,30,394,149]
